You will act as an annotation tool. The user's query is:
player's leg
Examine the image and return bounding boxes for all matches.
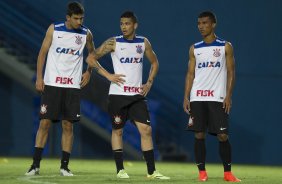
[25,85,60,176]
[195,132,208,181]
[135,122,154,170]
[112,128,128,178]
[134,121,169,180]
[208,102,241,182]
[129,96,169,179]
[108,95,129,178]
[60,120,73,176]
[189,101,208,181]
[217,133,240,182]
[25,119,52,176]
[60,88,80,176]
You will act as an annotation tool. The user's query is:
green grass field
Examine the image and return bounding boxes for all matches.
[0,157,281,184]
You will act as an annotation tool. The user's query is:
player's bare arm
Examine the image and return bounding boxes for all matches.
[80,30,95,88]
[95,37,116,59]
[223,42,235,114]
[141,38,159,97]
[183,45,196,114]
[36,24,54,92]
[86,37,125,86]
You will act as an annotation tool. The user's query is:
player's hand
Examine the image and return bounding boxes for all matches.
[35,78,45,92]
[183,98,191,114]
[80,71,91,88]
[107,74,126,86]
[223,96,232,114]
[141,81,152,97]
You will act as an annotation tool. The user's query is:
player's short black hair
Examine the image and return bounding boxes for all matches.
[120,11,138,23]
[198,11,217,23]
[67,1,84,16]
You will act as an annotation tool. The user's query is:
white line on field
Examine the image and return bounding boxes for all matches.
[17,175,58,184]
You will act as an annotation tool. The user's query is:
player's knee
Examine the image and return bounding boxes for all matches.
[38,121,51,133]
[140,125,152,137]
[62,122,73,134]
[217,134,228,142]
[195,132,206,139]
[113,129,123,137]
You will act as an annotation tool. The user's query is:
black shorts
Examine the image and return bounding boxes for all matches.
[39,85,81,122]
[187,101,229,135]
[108,94,150,129]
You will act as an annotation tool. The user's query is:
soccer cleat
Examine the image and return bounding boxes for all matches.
[117,169,129,179]
[25,165,40,176]
[224,172,241,182]
[198,170,208,181]
[60,168,74,176]
[147,170,170,180]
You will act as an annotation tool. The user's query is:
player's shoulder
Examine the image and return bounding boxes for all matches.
[214,37,233,48]
[53,21,88,35]
[193,37,227,49]
[115,34,145,43]
[53,21,65,29]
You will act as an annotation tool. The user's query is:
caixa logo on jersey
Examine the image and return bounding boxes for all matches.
[120,57,143,63]
[198,61,220,68]
[56,47,80,56]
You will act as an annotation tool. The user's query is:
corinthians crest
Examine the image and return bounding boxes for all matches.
[213,48,221,57]
[136,45,143,54]
[40,104,47,114]
[114,115,122,124]
[75,35,82,45]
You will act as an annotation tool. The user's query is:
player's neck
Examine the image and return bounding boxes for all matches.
[65,21,78,30]
[203,33,216,44]
[123,34,135,40]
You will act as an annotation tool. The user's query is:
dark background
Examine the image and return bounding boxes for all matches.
[0,0,281,165]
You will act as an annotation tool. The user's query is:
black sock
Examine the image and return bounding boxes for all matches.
[143,149,156,175]
[195,138,206,171]
[113,149,124,173]
[61,151,70,169]
[32,147,43,168]
[219,140,232,172]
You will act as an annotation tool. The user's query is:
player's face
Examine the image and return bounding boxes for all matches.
[67,14,84,29]
[197,17,215,37]
[120,18,137,38]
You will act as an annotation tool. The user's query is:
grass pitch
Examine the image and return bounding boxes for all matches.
[0,157,281,184]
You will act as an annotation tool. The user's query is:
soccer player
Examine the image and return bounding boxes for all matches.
[25,1,122,176]
[87,11,170,180]
[183,11,241,182]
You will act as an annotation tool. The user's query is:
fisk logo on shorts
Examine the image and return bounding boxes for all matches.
[55,77,73,84]
[124,86,141,93]
[196,90,214,97]
[56,47,80,56]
